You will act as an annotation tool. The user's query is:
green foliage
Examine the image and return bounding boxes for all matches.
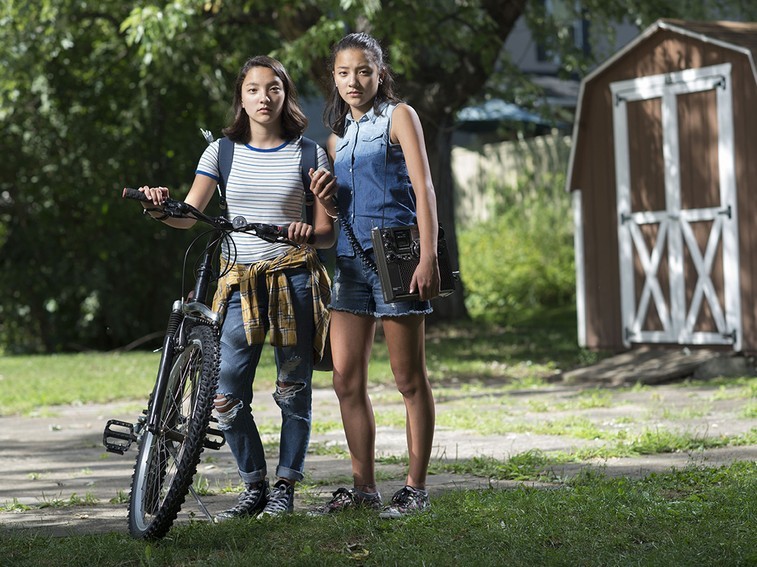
[0,0,540,351]
[0,0,273,353]
[459,174,575,323]
[2,0,755,352]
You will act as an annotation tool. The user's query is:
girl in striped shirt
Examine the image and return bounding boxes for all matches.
[137,55,337,521]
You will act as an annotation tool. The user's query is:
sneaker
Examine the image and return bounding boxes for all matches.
[309,487,383,515]
[258,480,294,517]
[215,480,269,522]
[379,486,430,519]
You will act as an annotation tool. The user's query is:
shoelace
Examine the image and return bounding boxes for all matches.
[231,486,264,511]
[326,488,356,509]
[392,487,414,504]
[264,486,291,513]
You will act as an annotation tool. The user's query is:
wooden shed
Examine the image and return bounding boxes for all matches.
[566,19,757,354]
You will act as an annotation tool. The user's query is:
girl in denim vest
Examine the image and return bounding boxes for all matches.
[310,32,442,518]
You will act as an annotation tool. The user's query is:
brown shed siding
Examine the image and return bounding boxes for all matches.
[731,55,757,354]
[570,20,757,353]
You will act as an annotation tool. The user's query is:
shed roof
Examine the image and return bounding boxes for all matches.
[565,18,757,192]
[589,19,757,85]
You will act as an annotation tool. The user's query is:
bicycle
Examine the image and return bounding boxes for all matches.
[102,187,300,539]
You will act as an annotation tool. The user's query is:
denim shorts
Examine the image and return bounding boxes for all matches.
[330,253,432,317]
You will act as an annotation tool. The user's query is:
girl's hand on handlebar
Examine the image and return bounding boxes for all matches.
[287,221,313,245]
[139,186,169,207]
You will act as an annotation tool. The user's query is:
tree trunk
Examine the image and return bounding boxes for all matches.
[423,114,469,322]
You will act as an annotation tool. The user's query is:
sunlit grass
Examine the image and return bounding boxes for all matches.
[0,317,592,417]
[36,492,100,509]
[0,498,32,513]
[432,450,569,481]
[742,402,757,419]
[306,441,350,458]
[659,403,713,419]
[525,388,614,413]
[0,351,165,415]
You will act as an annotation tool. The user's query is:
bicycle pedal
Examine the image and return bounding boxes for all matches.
[204,421,225,450]
[103,419,136,454]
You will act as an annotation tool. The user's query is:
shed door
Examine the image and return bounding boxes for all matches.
[610,63,741,351]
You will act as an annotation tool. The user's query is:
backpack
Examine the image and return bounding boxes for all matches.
[216,136,318,224]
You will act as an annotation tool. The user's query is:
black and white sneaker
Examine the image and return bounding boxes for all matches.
[258,480,294,517]
[215,480,269,523]
[309,487,383,515]
[379,486,430,519]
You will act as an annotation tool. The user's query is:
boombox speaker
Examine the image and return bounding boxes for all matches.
[370,224,457,303]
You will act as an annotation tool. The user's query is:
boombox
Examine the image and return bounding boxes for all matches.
[370,224,457,303]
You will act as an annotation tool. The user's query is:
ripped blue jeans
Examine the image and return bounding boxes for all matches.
[215,268,314,484]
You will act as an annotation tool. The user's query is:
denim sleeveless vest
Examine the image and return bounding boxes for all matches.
[333,103,416,257]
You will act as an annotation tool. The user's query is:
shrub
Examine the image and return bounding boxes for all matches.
[459,175,575,323]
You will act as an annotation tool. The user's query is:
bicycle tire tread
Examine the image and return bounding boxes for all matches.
[127,324,220,539]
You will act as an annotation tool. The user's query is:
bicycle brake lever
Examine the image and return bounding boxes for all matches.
[249,223,299,246]
[228,219,300,246]
[253,230,288,244]
[166,201,213,223]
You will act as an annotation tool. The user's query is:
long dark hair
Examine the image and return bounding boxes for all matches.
[223,55,308,143]
[323,32,401,137]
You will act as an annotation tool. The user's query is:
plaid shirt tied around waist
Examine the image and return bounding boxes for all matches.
[211,246,331,364]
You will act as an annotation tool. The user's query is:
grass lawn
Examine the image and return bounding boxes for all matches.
[1,462,755,566]
[1,312,755,565]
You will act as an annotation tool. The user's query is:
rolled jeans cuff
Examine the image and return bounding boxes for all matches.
[238,467,267,485]
[276,465,304,483]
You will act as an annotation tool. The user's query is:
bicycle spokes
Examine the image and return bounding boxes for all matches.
[127,326,221,539]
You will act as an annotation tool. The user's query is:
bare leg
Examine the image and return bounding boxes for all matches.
[330,310,378,492]
[382,315,434,489]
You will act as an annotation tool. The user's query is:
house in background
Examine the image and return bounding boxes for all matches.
[566,19,757,354]
[448,13,642,226]
[499,10,640,122]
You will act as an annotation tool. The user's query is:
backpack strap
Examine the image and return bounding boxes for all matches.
[300,136,317,225]
[217,136,234,214]
[216,135,316,222]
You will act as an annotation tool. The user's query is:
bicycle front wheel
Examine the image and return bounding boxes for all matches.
[128,323,220,539]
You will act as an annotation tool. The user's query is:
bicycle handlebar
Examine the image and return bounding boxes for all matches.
[122,187,298,245]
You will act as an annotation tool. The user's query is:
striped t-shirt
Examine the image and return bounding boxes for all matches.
[196,137,329,264]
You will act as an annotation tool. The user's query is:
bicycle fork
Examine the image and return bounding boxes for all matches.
[102,302,225,454]
[102,306,184,454]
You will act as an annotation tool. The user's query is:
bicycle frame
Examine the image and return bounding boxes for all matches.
[103,190,295,455]
[145,230,224,436]
[102,181,305,538]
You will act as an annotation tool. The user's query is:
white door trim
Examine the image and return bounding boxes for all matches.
[611,63,741,350]
[573,189,586,347]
